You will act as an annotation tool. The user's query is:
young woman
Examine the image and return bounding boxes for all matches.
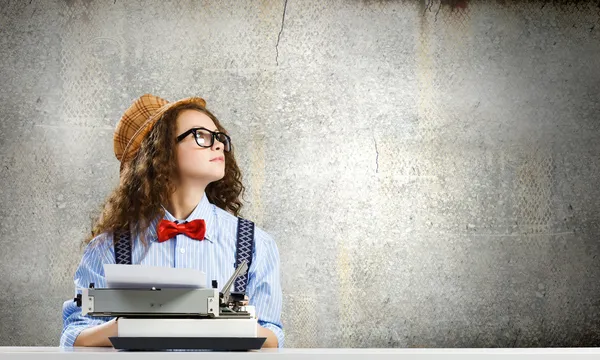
[60,94,283,348]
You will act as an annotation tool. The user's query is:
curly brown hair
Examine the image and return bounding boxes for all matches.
[86,103,245,245]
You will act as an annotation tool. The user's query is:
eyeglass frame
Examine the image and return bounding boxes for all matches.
[176,127,232,152]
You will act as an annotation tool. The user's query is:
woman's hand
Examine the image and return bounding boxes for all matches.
[258,324,279,348]
[73,318,118,347]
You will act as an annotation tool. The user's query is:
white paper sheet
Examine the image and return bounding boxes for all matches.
[104,264,206,289]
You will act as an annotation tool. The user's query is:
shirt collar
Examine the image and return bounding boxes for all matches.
[147,192,216,243]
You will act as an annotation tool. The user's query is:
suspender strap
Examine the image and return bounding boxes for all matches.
[113,229,133,265]
[234,217,255,293]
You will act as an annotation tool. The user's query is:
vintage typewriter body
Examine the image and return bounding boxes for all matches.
[74,262,265,351]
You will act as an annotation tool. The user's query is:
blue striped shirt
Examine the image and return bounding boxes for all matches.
[60,193,284,347]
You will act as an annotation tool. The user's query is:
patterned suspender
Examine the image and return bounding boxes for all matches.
[233,218,255,293]
[113,228,132,265]
[112,217,255,293]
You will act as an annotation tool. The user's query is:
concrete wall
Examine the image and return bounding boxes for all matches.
[1,0,599,347]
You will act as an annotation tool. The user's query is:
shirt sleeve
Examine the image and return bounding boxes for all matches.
[247,228,284,348]
[60,233,115,347]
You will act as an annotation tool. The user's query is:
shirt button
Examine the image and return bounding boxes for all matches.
[179,248,185,254]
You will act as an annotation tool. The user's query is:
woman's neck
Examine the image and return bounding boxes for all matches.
[166,182,206,221]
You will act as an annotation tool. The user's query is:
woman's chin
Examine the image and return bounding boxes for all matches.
[205,171,225,183]
[180,170,225,185]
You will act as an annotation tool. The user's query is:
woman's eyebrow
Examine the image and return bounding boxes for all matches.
[193,126,219,132]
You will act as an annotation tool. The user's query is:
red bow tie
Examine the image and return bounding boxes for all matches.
[157,219,206,243]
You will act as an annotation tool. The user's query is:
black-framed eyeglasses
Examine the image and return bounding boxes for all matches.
[176,127,232,152]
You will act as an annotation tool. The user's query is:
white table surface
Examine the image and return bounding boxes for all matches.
[0,347,599,359]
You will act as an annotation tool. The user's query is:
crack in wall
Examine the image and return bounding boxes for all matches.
[275,0,289,66]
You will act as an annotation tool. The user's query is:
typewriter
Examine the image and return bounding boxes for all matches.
[74,262,265,351]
